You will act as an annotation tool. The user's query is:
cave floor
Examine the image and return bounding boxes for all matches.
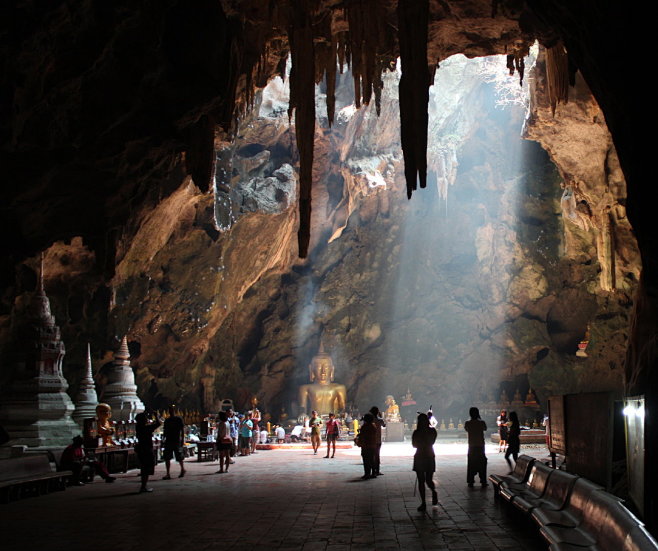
[4,442,548,551]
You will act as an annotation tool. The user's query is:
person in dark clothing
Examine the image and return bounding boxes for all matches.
[162,405,186,479]
[497,409,508,452]
[369,406,386,475]
[358,413,378,479]
[412,413,438,511]
[60,436,115,485]
[135,412,161,493]
[505,411,521,473]
[464,407,488,487]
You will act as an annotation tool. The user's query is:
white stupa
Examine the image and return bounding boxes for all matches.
[72,343,99,427]
[0,262,79,447]
[102,336,144,421]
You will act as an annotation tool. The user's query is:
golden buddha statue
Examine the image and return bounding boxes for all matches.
[298,342,347,415]
[384,395,401,423]
[95,403,115,446]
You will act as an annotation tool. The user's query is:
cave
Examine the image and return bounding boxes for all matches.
[1,0,651,545]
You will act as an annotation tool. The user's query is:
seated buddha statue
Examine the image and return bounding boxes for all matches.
[384,395,401,423]
[298,342,347,415]
[96,403,115,446]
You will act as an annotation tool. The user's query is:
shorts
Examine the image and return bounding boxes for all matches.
[217,442,232,451]
[326,433,338,442]
[239,435,251,448]
[136,447,155,475]
[162,446,184,462]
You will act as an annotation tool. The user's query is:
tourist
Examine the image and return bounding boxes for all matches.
[60,436,116,485]
[505,411,521,473]
[497,409,508,452]
[275,424,286,443]
[239,412,253,456]
[427,409,438,429]
[216,411,232,473]
[310,410,322,454]
[135,412,161,493]
[227,409,239,461]
[324,412,340,458]
[464,407,488,487]
[358,413,377,479]
[370,406,386,475]
[412,413,438,511]
[250,407,261,454]
[290,423,304,442]
[259,427,268,444]
[162,405,186,480]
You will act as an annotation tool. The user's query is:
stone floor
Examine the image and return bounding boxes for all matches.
[3,442,548,551]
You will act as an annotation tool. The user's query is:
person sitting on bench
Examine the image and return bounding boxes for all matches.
[60,436,116,485]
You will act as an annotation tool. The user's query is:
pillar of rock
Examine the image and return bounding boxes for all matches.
[72,343,99,427]
[102,336,145,422]
[0,273,78,447]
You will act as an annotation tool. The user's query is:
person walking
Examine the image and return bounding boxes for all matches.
[310,410,322,454]
[250,408,261,454]
[135,412,161,493]
[464,406,488,487]
[497,409,508,452]
[412,413,438,511]
[505,411,521,473]
[324,412,340,458]
[358,413,377,478]
[216,411,232,473]
[370,406,386,475]
[162,405,186,480]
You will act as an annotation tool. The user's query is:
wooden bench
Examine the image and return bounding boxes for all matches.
[488,454,535,496]
[513,468,578,515]
[500,462,554,507]
[0,455,71,503]
[540,491,658,550]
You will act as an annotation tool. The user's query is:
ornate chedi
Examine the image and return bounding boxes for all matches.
[0,271,78,447]
[298,342,347,415]
[72,344,99,427]
[102,336,144,422]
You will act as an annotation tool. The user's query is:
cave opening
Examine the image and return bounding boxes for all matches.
[192,48,634,432]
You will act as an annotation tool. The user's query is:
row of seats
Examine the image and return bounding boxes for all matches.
[489,455,658,551]
[0,455,71,503]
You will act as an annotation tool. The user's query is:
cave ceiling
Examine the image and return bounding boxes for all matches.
[0,2,641,412]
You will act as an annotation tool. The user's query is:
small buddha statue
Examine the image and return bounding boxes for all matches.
[384,395,401,423]
[440,419,446,431]
[512,388,524,406]
[298,342,347,415]
[448,418,455,430]
[96,403,115,446]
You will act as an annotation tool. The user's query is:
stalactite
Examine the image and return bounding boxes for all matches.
[545,41,569,115]
[397,0,430,199]
[287,0,316,258]
[326,36,337,126]
[185,115,216,192]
